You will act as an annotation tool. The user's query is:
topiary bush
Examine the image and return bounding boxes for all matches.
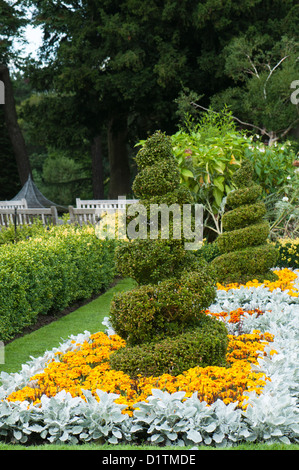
[211,159,279,284]
[109,314,228,378]
[110,269,217,346]
[109,131,228,376]
[115,131,194,284]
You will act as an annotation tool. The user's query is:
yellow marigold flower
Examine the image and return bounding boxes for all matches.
[6,325,276,413]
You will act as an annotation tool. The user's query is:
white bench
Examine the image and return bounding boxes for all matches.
[0,198,28,209]
[76,197,138,213]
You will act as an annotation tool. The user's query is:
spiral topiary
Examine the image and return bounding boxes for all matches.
[210,159,279,285]
[109,131,228,377]
[115,131,194,285]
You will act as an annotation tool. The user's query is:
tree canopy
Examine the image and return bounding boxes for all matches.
[1,0,298,201]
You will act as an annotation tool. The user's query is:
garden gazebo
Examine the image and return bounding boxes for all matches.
[11,174,66,212]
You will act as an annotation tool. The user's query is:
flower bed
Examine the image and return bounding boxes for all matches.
[0,268,298,447]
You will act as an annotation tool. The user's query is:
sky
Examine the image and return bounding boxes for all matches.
[23,24,43,58]
[15,24,43,59]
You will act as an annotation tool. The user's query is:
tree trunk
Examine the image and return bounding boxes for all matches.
[0,65,31,185]
[91,134,104,198]
[107,114,131,199]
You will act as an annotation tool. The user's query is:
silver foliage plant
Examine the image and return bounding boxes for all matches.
[0,268,299,447]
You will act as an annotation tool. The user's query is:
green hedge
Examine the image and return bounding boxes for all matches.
[0,225,116,343]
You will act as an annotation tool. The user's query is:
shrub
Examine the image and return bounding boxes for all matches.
[217,222,270,253]
[109,131,223,376]
[0,220,46,245]
[115,239,187,285]
[0,226,116,342]
[132,160,180,198]
[110,269,217,346]
[211,160,279,284]
[222,202,266,231]
[115,239,209,285]
[115,130,207,284]
[244,139,297,198]
[169,111,297,239]
[109,314,228,378]
[195,240,220,262]
[211,244,279,284]
[226,183,262,208]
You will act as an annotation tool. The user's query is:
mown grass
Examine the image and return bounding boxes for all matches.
[0,276,297,451]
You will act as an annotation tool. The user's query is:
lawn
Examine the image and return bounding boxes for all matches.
[0,278,136,377]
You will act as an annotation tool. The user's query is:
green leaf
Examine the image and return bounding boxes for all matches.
[213,187,223,207]
[181,168,194,178]
[213,176,224,192]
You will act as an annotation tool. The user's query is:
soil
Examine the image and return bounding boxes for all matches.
[4,277,121,345]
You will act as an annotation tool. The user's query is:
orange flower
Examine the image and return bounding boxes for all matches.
[6,328,274,413]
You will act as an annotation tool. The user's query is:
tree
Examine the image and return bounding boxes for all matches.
[23,0,299,199]
[173,1,299,145]
[0,1,31,185]
[19,90,102,202]
[24,0,238,197]
[0,64,32,185]
[210,35,299,145]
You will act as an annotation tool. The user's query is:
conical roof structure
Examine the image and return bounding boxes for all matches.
[11,174,66,211]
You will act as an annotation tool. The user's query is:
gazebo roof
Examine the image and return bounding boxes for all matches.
[11,174,66,211]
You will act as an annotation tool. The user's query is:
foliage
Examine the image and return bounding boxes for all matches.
[170,110,298,242]
[0,219,47,245]
[0,0,27,65]
[110,131,222,375]
[196,240,220,263]
[23,0,214,198]
[109,315,228,377]
[211,160,279,284]
[115,131,204,283]
[263,173,299,241]
[170,110,244,212]
[110,269,217,346]
[245,139,297,198]
[38,151,92,206]
[210,35,299,144]
[0,225,116,342]
[115,240,202,285]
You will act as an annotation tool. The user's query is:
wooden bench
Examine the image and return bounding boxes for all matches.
[68,206,103,225]
[0,206,58,227]
[0,198,28,209]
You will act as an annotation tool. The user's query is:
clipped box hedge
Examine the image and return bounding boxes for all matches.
[0,225,116,343]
